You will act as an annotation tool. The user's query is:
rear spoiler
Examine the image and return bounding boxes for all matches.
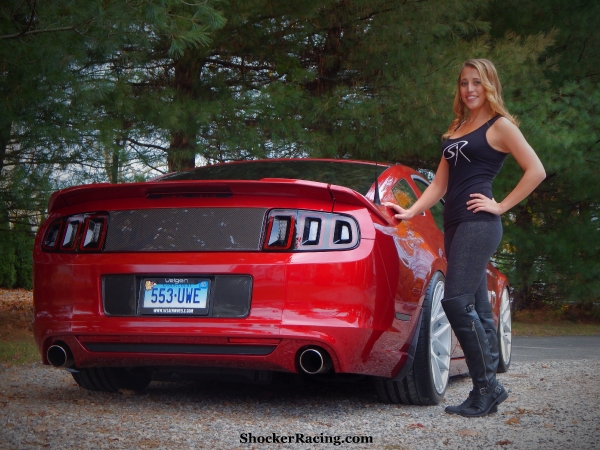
[47,179,390,224]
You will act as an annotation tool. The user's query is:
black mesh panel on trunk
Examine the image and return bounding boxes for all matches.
[104,208,267,252]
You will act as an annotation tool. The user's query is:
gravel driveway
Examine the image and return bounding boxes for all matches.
[1,359,599,449]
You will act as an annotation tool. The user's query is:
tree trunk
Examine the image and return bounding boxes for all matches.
[0,119,10,177]
[167,55,202,172]
[110,148,119,183]
[168,131,196,172]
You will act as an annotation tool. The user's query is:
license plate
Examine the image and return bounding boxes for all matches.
[140,277,210,316]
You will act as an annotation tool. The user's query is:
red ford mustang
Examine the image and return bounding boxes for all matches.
[33,159,512,404]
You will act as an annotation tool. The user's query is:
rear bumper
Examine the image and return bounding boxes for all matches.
[35,325,410,376]
[33,317,415,378]
[33,239,418,378]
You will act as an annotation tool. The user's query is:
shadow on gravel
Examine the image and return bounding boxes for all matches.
[144,372,379,404]
[16,364,471,407]
[107,372,472,406]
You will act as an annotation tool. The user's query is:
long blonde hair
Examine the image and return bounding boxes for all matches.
[443,59,518,139]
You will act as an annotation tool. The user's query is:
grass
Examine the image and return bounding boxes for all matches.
[513,320,600,337]
[0,336,40,365]
[1,288,40,366]
[512,306,600,337]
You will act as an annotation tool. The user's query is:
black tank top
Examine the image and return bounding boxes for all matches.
[441,115,508,230]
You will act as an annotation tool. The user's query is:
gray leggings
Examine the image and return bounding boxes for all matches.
[443,221,503,303]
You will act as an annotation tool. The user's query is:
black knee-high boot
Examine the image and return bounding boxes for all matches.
[442,294,508,417]
[444,305,501,414]
[443,307,501,415]
[473,277,501,375]
[477,300,499,375]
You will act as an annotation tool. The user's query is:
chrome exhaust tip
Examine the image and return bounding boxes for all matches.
[298,348,333,375]
[47,344,74,368]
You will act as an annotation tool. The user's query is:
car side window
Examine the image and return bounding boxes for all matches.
[413,178,444,232]
[391,179,419,210]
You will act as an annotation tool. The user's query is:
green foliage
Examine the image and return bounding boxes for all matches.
[0,231,33,290]
[153,0,494,167]
[0,230,17,288]
[486,0,600,309]
[0,0,226,288]
[0,162,45,288]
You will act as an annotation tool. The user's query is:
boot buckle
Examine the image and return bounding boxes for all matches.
[479,384,492,395]
[480,384,502,398]
[493,385,502,398]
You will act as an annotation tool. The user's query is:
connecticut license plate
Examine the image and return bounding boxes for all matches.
[140,277,210,316]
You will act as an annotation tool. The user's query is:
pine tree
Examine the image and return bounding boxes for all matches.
[486,0,600,309]
[0,0,225,287]
[168,0,494,167]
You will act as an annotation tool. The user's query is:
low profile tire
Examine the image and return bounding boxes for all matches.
[71,367,151,393]
[374,271,451,405]
[497,287,512,373]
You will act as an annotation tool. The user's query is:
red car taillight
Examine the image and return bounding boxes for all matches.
[42,213,108,252]
[80,215,108,251]
[41,220,63,250]
[263,210,296,250]
[60,216,83,250]
[263,209,359,251]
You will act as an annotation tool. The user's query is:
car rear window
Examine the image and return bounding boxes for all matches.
[159,160,389,196]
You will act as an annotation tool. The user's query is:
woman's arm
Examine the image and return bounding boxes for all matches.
[383,157,449,220]
[467,118,546,215]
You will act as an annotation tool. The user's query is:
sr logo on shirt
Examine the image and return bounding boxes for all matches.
[443,141,471,166]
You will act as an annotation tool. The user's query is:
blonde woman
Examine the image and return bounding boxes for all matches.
[384,59,545,417]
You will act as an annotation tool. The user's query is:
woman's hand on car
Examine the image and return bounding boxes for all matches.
[383,202,415,220]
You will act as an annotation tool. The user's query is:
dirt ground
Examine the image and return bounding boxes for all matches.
[0,288,34,341]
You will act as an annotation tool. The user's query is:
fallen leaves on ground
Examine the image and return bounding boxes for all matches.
[0,289,34,341]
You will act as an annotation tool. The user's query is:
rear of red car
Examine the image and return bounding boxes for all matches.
[33,160,421,390]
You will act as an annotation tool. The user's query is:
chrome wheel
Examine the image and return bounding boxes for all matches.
[498,287,512,372]
[429,280,451,395]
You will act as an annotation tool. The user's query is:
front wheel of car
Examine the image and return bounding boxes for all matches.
[374,271,452,405]
[71,367,151,392]
[497,287,512,373]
